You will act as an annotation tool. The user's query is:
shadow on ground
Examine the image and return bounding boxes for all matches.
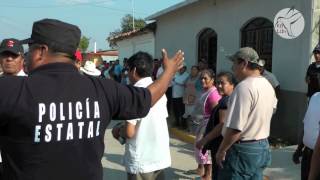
[103,167,196,180]
[170,140,194,157]
[264,147,300,180]
[104,153,123,166]
[103,153,196,180]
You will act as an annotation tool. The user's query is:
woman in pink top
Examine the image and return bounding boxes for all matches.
[194,69,221,180]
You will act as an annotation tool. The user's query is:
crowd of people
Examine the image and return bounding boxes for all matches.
[0,18,319,180]
[0,18,184,180]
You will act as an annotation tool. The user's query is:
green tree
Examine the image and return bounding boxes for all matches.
[79,36,90,52]
[107,29,122,48]
[107,14,146,48]
[120,14,146,33]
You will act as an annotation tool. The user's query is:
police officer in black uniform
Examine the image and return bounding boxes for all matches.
[0,38,26,179]
[306,44,320,98]
[0,18,184,180]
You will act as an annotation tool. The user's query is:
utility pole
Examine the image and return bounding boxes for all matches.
[131,0,135,31]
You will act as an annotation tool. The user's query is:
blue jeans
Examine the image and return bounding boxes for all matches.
[218,139,271,180]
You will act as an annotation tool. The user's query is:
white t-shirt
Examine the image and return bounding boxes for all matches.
[303,92,320,149]
[123,77,171,174]
[172,72,189,98]
[0,69,27,77]
[262,70,279,88]
[222,76,278,140]
[17,70,27,76]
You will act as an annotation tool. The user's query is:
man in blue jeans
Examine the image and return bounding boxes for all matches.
[216,47,278,179]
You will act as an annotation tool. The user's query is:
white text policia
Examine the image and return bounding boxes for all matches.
[34,98,101,143]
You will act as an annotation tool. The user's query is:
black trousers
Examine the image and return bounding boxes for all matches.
[172,97,185,127]
[165,87,173,116]
[127,169,165,180]
[301,147,313,180]
[0,162,3,180]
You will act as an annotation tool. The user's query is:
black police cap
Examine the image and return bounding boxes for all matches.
[22,18,81,56]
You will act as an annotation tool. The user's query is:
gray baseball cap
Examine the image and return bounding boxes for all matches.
[227,47,265,67]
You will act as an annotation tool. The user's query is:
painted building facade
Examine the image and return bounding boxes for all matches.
[147,0,320,142]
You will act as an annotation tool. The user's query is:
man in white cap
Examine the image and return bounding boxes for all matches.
[80,60,101,77]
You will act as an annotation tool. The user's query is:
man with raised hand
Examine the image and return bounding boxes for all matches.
[0,18,183,180]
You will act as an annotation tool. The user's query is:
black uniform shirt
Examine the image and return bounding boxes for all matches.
[0,63,151,180]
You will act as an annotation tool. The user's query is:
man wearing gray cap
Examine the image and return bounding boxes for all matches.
[215,47,277,180]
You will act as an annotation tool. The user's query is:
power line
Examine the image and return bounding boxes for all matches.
[0,0,112,9]
[1,1,149,16]
[89,4,148,16]
[0,1,148,16]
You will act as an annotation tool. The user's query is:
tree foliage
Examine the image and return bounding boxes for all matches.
[107,14,146,48]
[107,29,122,48]
[79,36,90,52]
[120,14,146,33]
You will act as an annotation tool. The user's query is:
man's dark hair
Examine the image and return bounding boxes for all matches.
[191,65,199,71]
[127,51,153,78]
[123,58,128,64]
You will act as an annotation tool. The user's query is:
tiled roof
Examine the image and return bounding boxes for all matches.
[108,22,156,43]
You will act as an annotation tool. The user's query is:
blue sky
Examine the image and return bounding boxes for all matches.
[0,0,184,51]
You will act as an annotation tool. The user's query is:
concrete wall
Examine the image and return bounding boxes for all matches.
[311,0,320,58]
[116,32,155,62]
[154,0,313,93]
[153,0,316,143]
[270,90,308,143]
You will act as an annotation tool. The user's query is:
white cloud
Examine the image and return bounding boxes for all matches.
[98,0,115,6]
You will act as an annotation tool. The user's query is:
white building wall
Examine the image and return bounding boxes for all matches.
[116,32,155,63]
[154,0,313,93]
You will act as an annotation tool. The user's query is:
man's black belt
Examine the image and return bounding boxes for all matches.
[235,138,267,144]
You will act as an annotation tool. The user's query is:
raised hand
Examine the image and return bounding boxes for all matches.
[161,49,184,74]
